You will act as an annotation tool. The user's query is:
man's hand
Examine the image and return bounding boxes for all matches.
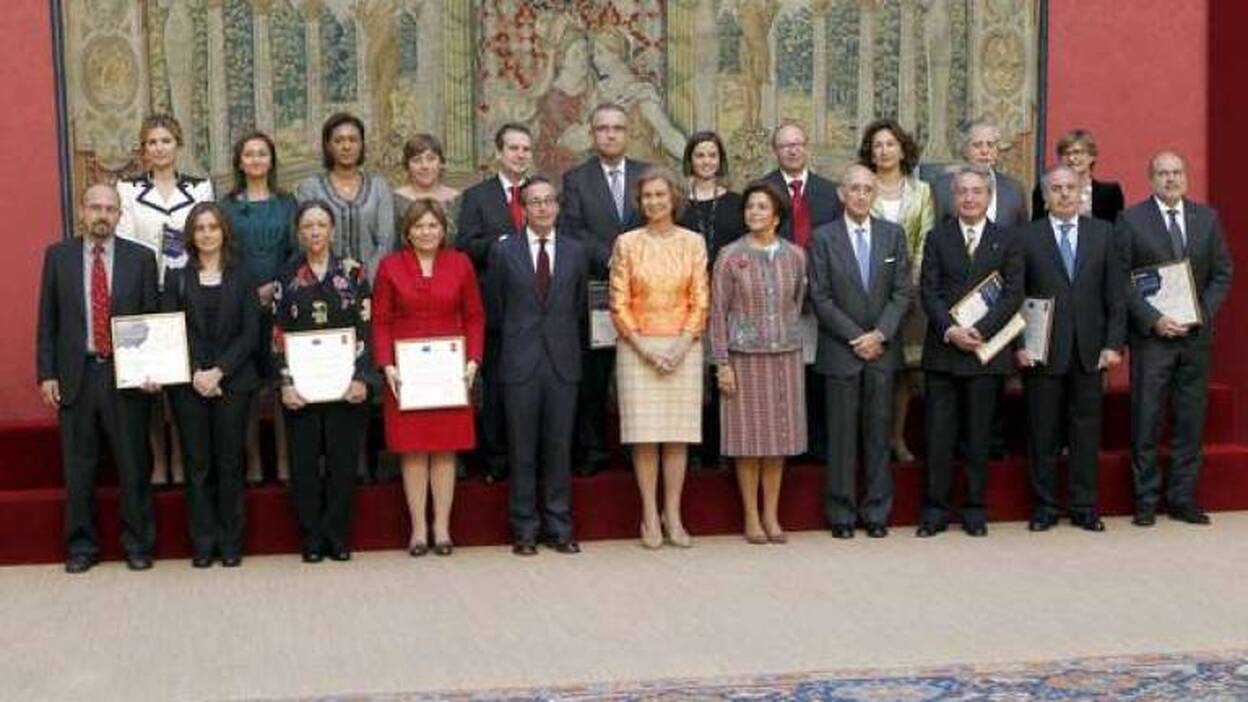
[39,379,60,409]
[344,380,368,404]
[281,385,307,411]
[192,368,224,398]
[1153,315,1188,339]
[850,330,885,361]
[1015,349,1035,368]
[139,379,162,394]
[1097,348,1123,370]
[946,326,983,352]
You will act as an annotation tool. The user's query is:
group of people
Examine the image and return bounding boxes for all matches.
[36,102,1232,574]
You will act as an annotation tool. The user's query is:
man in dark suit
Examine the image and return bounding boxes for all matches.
[1118,150,1233,526]
[762,121,843,463]
[932,120,1030,227]
[808,165,911,539]
[1016,166,1126,533]
[36,184,161,573]
[457,122,533,482]
[560,103,650,474]
[918,165,1023,537]
[486,177,588,555]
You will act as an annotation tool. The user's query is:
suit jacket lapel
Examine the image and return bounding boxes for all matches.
[589,161,618,224]
[1143,200,1176,259]
[69,241,86,332]
[830,222,865,294]
[509,235,540,307]
[110,244,133,315]
[1040,221,1070,284]
[1182,201,1201,257]
[1072,218,1093,282]
[215,269,235,337]
[947,221,972,273]
[868,224,889,294]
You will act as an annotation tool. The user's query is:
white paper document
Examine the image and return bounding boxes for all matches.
[284,327,356,403]
[395,337,469,411]
[1020,297,1054,364]
[1133,259,1201,327]
[588,281,617,349]
[112,312,191,389]
[800,312,819,365]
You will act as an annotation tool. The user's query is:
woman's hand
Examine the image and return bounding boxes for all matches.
[464,360,480,389]
[716,364,737,396]
[281,385,307,410]
[384,365,401,401]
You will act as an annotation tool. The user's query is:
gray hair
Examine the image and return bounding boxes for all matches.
[1041,165,1078,189]
[950,163,995,196]
[959,118,1001,154]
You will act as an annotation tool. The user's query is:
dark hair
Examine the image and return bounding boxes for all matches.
[402,133,445,165]
[398,198,451,250]
[740,179,789,231]
[682,131,729,178]
[183,202,236,270]
[519,175,558,204]
[857,118,921,176]
[294,199,337,230]
[229,130,280,197]
[633,166,688,221]
[493,122,533,150]
[320,112,366,170]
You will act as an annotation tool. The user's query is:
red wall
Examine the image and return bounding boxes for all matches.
[0,1,62,422]
[1044,0,1208,202]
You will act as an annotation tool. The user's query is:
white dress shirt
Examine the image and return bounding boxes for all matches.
[1153,196,1186,241]
[527,227,555,272]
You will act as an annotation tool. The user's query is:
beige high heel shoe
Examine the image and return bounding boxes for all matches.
[640,521,663,549]
[661,516,693,548]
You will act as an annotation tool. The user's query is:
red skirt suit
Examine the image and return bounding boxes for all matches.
[372,249,485,452]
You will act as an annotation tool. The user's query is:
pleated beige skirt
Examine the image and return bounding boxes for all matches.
[616,335,703,444]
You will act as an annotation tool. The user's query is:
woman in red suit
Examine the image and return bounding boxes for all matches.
[373,199,485,556]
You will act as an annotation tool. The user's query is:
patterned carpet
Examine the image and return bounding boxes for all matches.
[265,650,1248,701]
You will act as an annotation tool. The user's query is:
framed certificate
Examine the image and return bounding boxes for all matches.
[1133,259,1201,327]
[800,312,818,365]
[950,271,1004,328]
[284,327,356,403]
[974,313,1026,365]
[588,281,617,349]
[1020,297,1055,364]
[395,336,469,411]
[111,312,191,389]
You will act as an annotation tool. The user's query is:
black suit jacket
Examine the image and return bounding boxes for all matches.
[1117,197,1233,345]
[920,219,1023,375]
[762,169,843,242]
[808,217,912,375]
[161,265,261,393]
[1032,178,1125,224]
[559,156,650,276]
[1017,216,1126,374]
[485,232,590,384]
[37,236,159,406]
[456,176,521,272]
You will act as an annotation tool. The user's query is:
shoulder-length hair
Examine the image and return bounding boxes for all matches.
[397,198,452,250]
[229,130,282,198]
[633,166,688,221]
[183,202,236,270]
[681,131,730,179]
[857,118,921,176]
[320,112,367,170]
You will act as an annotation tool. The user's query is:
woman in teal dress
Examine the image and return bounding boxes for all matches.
[220,130,298,484]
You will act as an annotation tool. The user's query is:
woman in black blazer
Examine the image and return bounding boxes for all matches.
[164,202,260,568]
[1032,128,1125,223]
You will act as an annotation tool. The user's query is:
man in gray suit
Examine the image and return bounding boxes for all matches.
[486,177,590,555]
[1119,150,1232,527]
[933,119,1030,227]
[808,165,912,538]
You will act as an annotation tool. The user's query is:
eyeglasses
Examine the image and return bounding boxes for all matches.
[525,197,558,208]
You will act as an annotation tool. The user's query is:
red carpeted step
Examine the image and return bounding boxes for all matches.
[3,445,1248,565]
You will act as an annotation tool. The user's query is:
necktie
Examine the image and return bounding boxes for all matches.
[1166,208,1186,258]
[535,237,551,303]
[509,185,524,233]
[854,227,871,289]
[965,228,978,257]
[1058,222,1075,279]
[789,179,811,248]
[609,169,624,221]
[91,243,112,356]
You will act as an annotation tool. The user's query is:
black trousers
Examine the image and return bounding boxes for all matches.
[805,367,827,458]
[59,358,154,558]
[503,353,577,543]
[575,347,614,463]
[823,367,894,526]
[284,400,368,551]
[1130,339,1211,510]
[172,386,253,558]
[922,372,1001,526]
[1023,369,1103,518]
[478,330,508,477]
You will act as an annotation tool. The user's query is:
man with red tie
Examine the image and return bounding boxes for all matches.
[762,121,843,460]
[37,184,160,573]
[457,122,534,482]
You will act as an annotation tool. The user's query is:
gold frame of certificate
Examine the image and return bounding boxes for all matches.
[283,327,357,403]
[111,312,191,389]
[1132,259,1202,327]
[1020,297,1055,364]
[588,280,617,349]
[394,336,469,411]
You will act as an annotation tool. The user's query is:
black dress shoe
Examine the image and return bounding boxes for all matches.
[191,555,214,569]
[1169,506,1212,525]
[962,523,988,537]
[549,541,581,554]
[830,524,855,539]
[220,555,242,568]
[433,541,454,556]
[1070,515,1106,532]
[1132,510,1156,527]
[326,547,352,561]
[64,554,97,574]
[126,555,154,571]
[301,550,324,563]
[865,523,888,538]
[915,522,946,538]
[1028,515,1057,532]
[512,542,538,556]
